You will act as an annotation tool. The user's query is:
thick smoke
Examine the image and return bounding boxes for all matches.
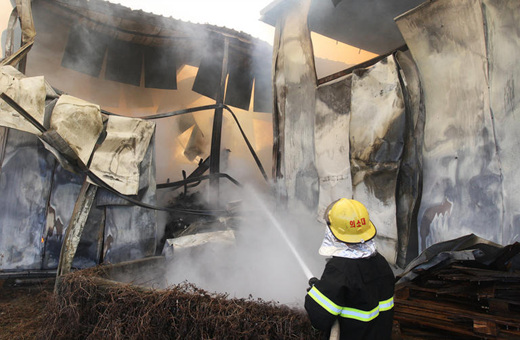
[164,185,326,308]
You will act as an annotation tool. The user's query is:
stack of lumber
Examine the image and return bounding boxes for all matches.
[394,260,520,338]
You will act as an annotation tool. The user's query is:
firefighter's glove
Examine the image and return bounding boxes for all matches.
[307,277,318,292]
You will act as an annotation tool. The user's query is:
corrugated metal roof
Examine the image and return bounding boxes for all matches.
[42,0,270,50]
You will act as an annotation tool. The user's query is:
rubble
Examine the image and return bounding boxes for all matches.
[393,238,520,338]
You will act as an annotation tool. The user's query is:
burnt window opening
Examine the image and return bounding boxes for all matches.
[105,39,143,86]
[61,25,272,112]
[62,25,178,89]
[224,47,254,111]
[192,36,225,101]
[61,24,109,77]
[144,46,177,90]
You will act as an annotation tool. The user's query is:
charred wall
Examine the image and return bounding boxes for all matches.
[0,125,157,270]
[275,0,519,267]
[396,0,520,250]
[314,55,419,266]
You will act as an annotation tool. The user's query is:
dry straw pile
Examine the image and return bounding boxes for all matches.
[43,268,323,339]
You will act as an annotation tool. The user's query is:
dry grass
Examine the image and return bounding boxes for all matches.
[0,278,53,340]
[40,268,323,340]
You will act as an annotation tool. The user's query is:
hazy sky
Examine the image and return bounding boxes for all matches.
[105,0,276,43]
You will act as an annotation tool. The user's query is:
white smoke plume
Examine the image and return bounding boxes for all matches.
[164,184,327,308]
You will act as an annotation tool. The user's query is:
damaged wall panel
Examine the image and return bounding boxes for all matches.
[0,130,55,270]
[102,136,157,264]
[50,94,104,165]
[42,166,84,269]
[74,204,106,268]
[315,75,353,217]
[42,166,105,270]
[89,115,155,195]
[394,50,424,267]
[0,66,46,135]
[0,67,158,270]
[0,126,158,270]
[349,56,405,264]
[483,0,520,245]
[396,0,504,251]
[272,0,319,210]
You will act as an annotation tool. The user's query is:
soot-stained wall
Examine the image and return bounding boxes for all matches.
[276,0,518,267]
[0,127,157,271]
[315,76,353,218]
[314,56,413,265]
[396,0,520,250]
[0,130,54,270]
[272,0,319,211]
[349,56,406,264]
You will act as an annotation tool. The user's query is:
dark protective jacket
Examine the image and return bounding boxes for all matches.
[304,253,395,340]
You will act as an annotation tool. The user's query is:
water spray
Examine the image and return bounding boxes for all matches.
[247,188,315,280]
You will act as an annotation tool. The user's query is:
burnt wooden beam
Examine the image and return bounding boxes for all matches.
[55,180,98,289]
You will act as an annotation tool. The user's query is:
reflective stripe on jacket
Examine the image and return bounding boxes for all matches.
[304,253,395,340]
[308,287,394,321]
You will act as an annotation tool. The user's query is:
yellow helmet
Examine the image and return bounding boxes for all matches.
[324,199,376,244]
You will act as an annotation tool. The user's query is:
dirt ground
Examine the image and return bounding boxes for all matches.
[0,277,53,340]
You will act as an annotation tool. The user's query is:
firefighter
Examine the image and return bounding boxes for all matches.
[305,198,395,340]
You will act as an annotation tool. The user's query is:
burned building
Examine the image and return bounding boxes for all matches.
[262,0,519,267]
[0,0,274,272]
[1,0,520,338]
[0,0,519,290]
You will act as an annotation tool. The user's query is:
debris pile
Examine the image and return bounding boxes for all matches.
[393,242,520,339]
[43,268,323,340]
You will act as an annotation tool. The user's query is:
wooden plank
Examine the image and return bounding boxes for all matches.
[488,297,520,314]
[394,306,476,336]
[436,272,490,282]
[396,298,520,328]
[473,319,497,336]
[401,281,472,295]
[395,285,410,300]
[402,282,497,304]
[499,328,520,338]
[451,266,520,281]
[476,284,496,299]
[495,284,520,300]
